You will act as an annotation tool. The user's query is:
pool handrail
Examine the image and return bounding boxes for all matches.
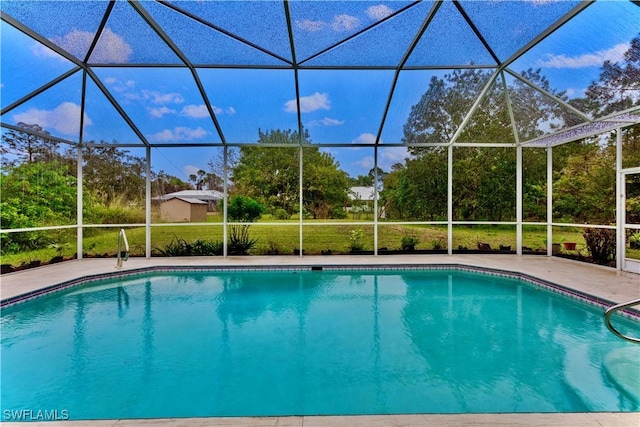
[604,298,640,344]
[116,228,130,269]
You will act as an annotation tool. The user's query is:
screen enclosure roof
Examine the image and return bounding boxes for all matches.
[1,0,639,148]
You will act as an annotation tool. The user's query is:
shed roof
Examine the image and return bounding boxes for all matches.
[153,190,223,201]
[164,197,208,205]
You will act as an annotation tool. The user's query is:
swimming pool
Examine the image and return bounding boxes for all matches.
[1,266,639,420]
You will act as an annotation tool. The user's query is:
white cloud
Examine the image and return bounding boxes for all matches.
[296,19,327,32]
[150,126,208,142]
[379,147,410,170]
[285,92,331,113]
[89,28,132,63]
[104,77,136,93]
[349,147,410,173]
[352,133,377,144]
[332,14,360,32]
[13,102,92,136]
[47,28,132,63]
[31,42,63,60]
[184,164,201,177]
[353,156,374,170]
[526,0,560,5]
[537,42,629,69]
[320,117,344,126]
[181,104,210,118]
[308,117,345,127]
[366,5,393,21]
[296,14,360,33]
[145,90,184,104]
[50,29,92,59]
[149,106,176,118]
[180,104,234,118]
[125,90,184,104]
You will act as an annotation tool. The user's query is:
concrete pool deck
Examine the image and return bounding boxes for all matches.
[1,254,639,426]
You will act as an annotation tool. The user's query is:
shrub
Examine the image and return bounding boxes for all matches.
[228,225,257,255]
[432,237,445,250]
[225,195,264,254]
[627,196,640,224]
[582,228,616,264]
[349,228,366,251]
[226,196,265,222]
[84,195,145,224]
[274,208,290,220]
[401,234,420,251]
[192,239,224,256]
[331,206,347,219]
[154,236,223,256]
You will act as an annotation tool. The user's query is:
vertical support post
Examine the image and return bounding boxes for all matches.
[299,146,304,257]
[145,146,151,258]
[76,146,83,259]
[616,127,624,271]
[374,147,379,256]
[448,144,453,255]
[223,145,228,257]
[547,146,553,257]
[516,145,523,255]
[77,70,87,261]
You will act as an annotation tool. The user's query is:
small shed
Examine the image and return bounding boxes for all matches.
[153,190,223,212]
[159,197,208,222]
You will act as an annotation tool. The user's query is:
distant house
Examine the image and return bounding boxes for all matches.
[158,197,208,222]
[153,190,223,212]
[349,186,376,203]
[347,186,376,212]
[347,186,384,218]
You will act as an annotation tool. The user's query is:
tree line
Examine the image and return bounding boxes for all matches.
[383,36,640,223]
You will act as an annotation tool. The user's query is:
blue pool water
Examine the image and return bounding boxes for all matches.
[1,269,639,420]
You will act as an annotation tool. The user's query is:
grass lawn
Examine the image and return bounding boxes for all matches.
[5,218,636,269]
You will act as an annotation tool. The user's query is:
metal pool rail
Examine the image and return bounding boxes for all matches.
[116,228,129,269]
[604,298,640,344]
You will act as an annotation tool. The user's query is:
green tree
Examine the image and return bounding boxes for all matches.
[232,129,350,219]
[302,146,350,219]
[227,195,265,222]
[382,149,447,220]
[349,167,388,187]
[549,36,640,224]
[553,142,615,223]
[385,67,585,222]
[1,123,61,166]
[151,170,192,197]
[350,174,373,186]
[582,35,640,118]
[225,195,265,255]
[81,145,146,204]
[0,161,77,252]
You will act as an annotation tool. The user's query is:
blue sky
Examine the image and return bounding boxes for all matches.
[1,0,638,181]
